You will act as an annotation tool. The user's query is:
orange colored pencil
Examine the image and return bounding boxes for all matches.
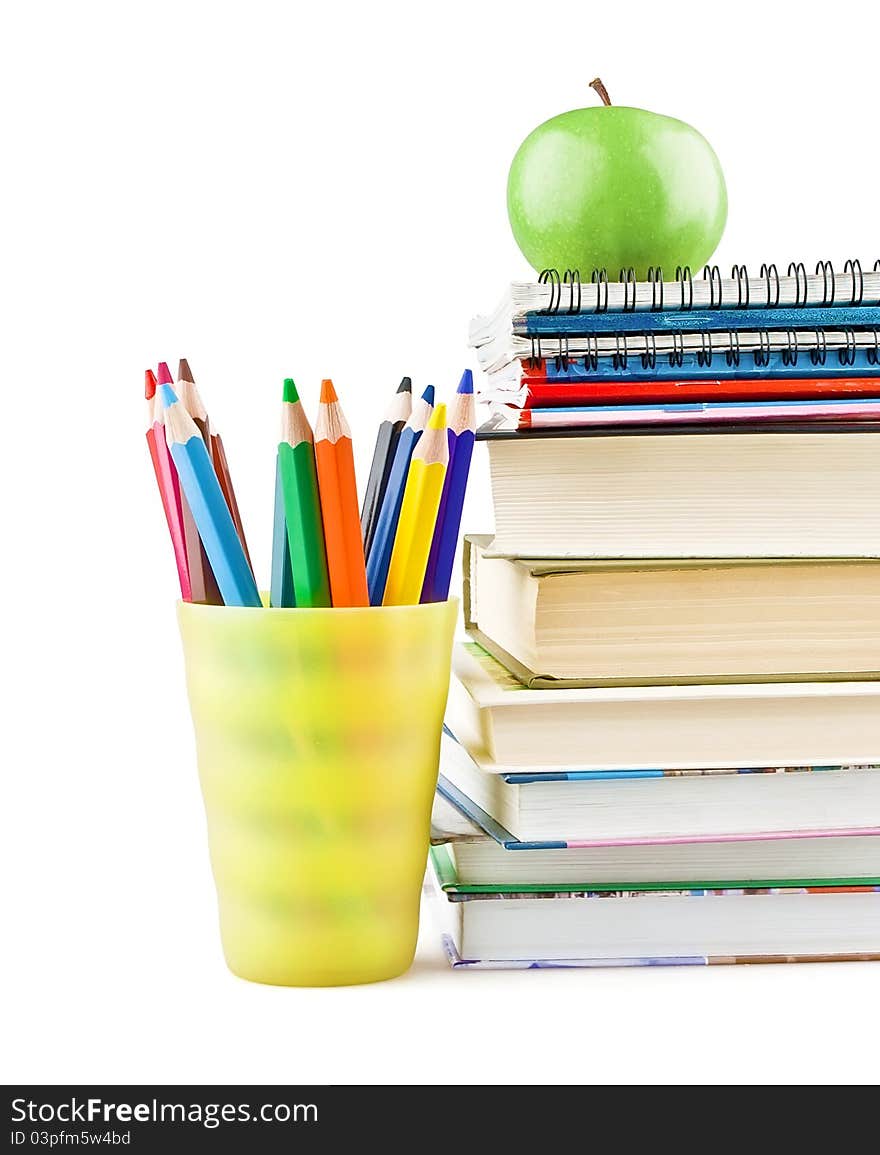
[313,379,368,606]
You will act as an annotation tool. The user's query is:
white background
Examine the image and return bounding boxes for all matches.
[2,0,880,1086]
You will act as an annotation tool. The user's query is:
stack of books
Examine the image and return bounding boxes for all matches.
[428,262,880,969]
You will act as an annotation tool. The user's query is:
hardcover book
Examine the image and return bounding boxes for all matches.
[424,854,880,966]
[479,426,880,559]
[463,535,880,687]
[438,729,880,843]
[447,642,880,771]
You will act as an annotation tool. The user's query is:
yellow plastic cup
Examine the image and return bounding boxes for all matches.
[177,598,458,986]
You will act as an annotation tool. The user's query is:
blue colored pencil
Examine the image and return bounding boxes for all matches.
[159,384,261,608]
[421,370,476,602]
[270,461,295,607]
[366,385,435,604]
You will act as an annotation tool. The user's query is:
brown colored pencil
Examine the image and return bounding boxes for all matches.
[178,358,253,568]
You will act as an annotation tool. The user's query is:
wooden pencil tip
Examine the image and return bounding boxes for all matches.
[457,369,474,394]
[421,384,435,406]
[283,378,300,403]
[427,402,447,429]
[158,383,178,408]
[144,369,157,400]
[320,378,338,403]
[157,362,174,386]
[397,376,412,394]
[178,357,194,383]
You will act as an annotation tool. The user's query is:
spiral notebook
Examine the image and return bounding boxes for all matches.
[470,260,880,404]
[470,261,880,339]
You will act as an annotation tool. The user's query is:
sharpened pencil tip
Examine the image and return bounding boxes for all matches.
[178,358,194,383]
[421,385,435,406]
[457,369,474,394]
[158,383,179,408]
[320,378,338,403]
[144,369,157,400]
[157,362,173,386]
[283,378,300,404]
[397,376,412,394]
[427,403,447,429]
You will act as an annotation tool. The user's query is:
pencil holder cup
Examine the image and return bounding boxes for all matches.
[177,598,457,987]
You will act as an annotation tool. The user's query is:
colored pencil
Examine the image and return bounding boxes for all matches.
[159,384,261,608]
[360,376,412,556]
[278,378,331,607]
[145,368,192,600]
[270,461,295,608]
[178,358,253,569]
[158,362,221,605]
[421,369,476,602]
[176,358,211,442]
[366,385,435,605]
[313,379,368,607]
[383,404,449,606]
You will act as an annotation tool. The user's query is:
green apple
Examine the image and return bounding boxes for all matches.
[507,79,727,278]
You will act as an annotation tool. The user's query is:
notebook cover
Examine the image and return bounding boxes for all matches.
[429,845,880,897]
[516,372,880,409]
[515,304,880,335]
[440,934,880,970]
[513,398,880,430]
[435,773,880,852]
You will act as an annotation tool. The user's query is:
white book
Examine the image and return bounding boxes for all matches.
[440,728,880,843]
[444,832,880,888]
[481,428,880,559]
[425,857,880,964]
[429,784,880,885]
[447,642,880,771]
[464,535,880,686]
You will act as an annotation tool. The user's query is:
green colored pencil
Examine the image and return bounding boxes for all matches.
[278,379,331,607]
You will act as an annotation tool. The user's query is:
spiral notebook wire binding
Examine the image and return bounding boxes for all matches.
[534,260,880,314]
[523,326,880,372]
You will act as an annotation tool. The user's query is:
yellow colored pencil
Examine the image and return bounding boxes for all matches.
[383,403,448,606]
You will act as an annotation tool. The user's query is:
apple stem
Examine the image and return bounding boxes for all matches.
[589,78,612,106]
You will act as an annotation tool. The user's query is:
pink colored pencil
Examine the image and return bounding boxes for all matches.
[145,368,191,599]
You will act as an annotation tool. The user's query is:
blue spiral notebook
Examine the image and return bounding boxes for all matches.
[514,304,880,336]
[471,261,880,388]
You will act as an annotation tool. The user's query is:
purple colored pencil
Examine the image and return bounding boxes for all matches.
[421,369,476,602]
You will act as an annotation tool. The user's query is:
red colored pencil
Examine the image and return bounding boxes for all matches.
[145,368,191,599]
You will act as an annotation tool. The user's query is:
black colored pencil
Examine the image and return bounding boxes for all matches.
[360,377,412,556]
